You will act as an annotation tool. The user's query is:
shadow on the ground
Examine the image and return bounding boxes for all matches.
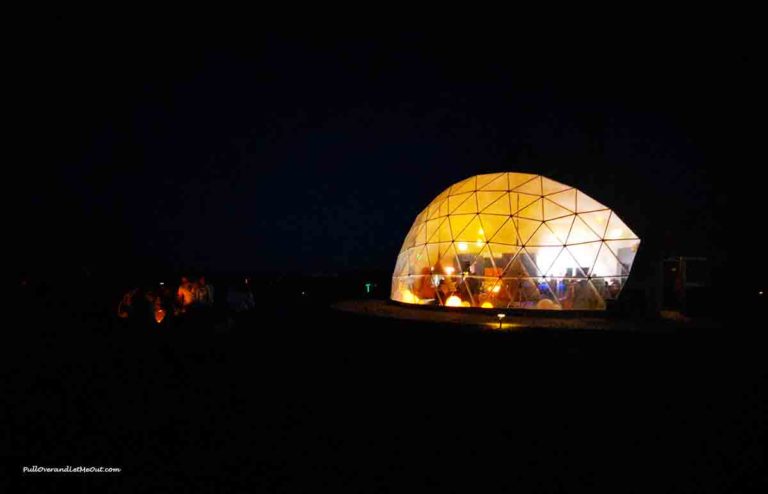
[2,300,766,492]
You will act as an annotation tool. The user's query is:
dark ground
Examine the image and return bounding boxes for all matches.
[2,293,767,492]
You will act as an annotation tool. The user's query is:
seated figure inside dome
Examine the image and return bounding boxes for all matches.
[438,276,457,301]
[414,267,437,300]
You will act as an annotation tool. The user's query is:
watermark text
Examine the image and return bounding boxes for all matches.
[22,465,121,474]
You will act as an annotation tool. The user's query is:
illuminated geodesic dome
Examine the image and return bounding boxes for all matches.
[391,173,640,310]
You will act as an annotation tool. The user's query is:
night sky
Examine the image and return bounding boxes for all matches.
[12,17,760,281]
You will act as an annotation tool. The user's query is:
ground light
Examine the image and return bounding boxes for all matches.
[497,313,506,329]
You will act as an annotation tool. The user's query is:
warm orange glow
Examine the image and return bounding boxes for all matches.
[445,295,462,307]
[481,301,494,308]
[484,322,521,330]
[392,172,640,310]
[400,289,420,304]
[154,308,166,324]
[535,299,561,310]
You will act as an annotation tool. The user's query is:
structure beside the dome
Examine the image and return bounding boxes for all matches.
[391,173,640,310]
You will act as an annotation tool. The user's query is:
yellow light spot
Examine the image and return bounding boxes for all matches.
[444,266,455,275]
[484,322,521,330]
[492,285,501,293]
[457,242,468,251]
[481,301,494,308]
[445,295,462,307]
[399,289,420,304]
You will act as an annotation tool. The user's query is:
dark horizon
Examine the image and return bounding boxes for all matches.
[10,19,761,282]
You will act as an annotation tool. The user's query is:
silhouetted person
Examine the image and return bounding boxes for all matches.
[571,280,594,309]
[177,276,195,314]
[117,288,139,319]
[415,267,437,300]
[194,276,214,307]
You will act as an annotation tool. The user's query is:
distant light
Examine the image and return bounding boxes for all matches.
[445,295,462,307]
[444,266,455,275]
[492,285,501,293]
[481,301,494,309]
[301,291,306,296]
[365,282,373,293]
[159,282,165,286]
[154,308,166,324]
[478,228,484,235]
[760,291,764,296]
[475,240,484,247]
[457,242,468,252]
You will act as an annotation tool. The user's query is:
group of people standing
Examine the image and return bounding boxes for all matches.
[117,275,216,326]
[175,276,215,312]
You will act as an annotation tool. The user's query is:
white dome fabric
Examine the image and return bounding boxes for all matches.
[391,173,640,310]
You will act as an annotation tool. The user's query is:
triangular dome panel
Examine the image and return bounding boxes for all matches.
[476,173,505,190]
[480,173,509,191]
[514,176,543,195]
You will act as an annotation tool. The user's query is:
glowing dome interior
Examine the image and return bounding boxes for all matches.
[391,173,640,310]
